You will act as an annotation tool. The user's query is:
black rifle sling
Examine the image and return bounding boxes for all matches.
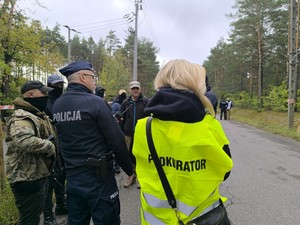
[146,116,177,209]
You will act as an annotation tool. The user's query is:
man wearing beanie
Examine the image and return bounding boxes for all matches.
[5,80,56,225]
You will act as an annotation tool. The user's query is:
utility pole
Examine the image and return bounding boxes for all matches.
[132,0,142,81]
[288,0,298,129]
[63,25,80,62]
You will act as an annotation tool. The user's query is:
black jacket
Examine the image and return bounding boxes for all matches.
[52,83,133,177]
[119,94,149,136]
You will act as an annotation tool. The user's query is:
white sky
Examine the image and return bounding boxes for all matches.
[18,0,236,65]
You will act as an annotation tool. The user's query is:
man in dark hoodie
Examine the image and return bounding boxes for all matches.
[44,74,67,225]
[119,81,149,188]
[111,89,127,116]
[111,89,127,174]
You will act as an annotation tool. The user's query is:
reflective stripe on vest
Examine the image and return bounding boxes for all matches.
[144,192,196,216]
[144,211,166,225]
[143,196,221,225]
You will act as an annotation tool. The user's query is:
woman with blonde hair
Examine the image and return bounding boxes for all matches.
[133,59,233,225]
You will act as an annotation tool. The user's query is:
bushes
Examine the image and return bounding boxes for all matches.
[234,81,299,112]
[263,82,288,111]
[0,181,18,225]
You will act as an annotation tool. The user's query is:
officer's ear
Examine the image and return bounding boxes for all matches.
[78,73,86,82]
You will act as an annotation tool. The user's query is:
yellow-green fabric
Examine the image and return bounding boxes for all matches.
[133,115,233,225]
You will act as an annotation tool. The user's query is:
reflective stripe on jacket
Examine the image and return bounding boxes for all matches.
[133,115,233,225]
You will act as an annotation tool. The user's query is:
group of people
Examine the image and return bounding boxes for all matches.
[219,97,233,120]
[5,59,233,225]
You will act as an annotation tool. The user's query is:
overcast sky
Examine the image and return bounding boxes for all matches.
[18,0,236,65]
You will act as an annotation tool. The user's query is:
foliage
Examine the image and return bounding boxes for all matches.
[263,81,288,111]
[235,91,260,110]
[204,0,292,111]
[0,181,18,225]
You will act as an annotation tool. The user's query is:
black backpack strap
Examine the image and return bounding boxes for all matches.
[146,117,184,225]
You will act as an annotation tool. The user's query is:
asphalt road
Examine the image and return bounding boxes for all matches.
[3,118,300,225]
[220,119,300,225]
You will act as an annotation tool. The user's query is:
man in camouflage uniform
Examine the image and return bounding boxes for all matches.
[5,80,56,225]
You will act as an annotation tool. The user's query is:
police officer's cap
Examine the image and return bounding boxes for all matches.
[47,74,65,84]
[21,80,53,94]
[59,60,93,77]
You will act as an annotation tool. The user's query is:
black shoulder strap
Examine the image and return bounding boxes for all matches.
[146,117,177,209]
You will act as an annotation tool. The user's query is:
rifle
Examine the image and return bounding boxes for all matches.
[113,102,133,121]
[47,134,64,187]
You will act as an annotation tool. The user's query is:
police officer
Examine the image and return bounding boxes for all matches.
[219,97,228,120]
[44,74,67,225]
[5,81,56,225]
[52,60,133,225]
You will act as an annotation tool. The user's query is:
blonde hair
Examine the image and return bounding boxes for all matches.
[154,59,215,117]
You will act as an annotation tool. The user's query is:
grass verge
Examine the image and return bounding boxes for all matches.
[0,181,18,225]
[230,108,300,142]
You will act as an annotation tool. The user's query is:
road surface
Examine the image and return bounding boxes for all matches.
[3,118,300,225]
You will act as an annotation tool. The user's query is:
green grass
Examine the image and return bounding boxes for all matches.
[0,181,18,225]
[231,108,300,141]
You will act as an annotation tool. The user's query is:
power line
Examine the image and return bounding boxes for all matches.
[140,0,159,46]
[71,18,125,28]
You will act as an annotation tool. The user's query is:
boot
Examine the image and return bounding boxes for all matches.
[136,179,141,189]
[115,164,121,174]
[44,215,58,225]
[124,174,136,188]
[54,184,68,215]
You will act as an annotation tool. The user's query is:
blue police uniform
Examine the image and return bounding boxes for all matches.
[52,61,133,225]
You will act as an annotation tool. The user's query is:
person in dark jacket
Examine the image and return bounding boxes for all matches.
[111,89,127,116]
[119,81,149,188]
[52,60,133,225]
[204,76,218,115]
[111,89,127,174]
[219,97,228,120]
[95,85,106,98]
[95,85,111,109]
[43,74,67,225]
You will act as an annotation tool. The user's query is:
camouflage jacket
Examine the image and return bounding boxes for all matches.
[5,97,56,183]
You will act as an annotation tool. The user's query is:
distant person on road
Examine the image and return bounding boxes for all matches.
[44,74,67,225]
[219,97,228,120]
[132,59,233,225]
[226,98,233,120]
[52,60,133,225]
[5,80,56,225]
[119,81,149,188]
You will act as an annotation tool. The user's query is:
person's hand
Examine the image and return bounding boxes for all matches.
[45,142,56,157]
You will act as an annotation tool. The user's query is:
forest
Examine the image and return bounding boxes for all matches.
[0,0,299,112]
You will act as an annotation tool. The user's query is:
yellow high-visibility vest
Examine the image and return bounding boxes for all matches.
[133,115,233,225]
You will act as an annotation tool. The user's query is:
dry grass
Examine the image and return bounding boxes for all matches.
[230,108,300,141]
